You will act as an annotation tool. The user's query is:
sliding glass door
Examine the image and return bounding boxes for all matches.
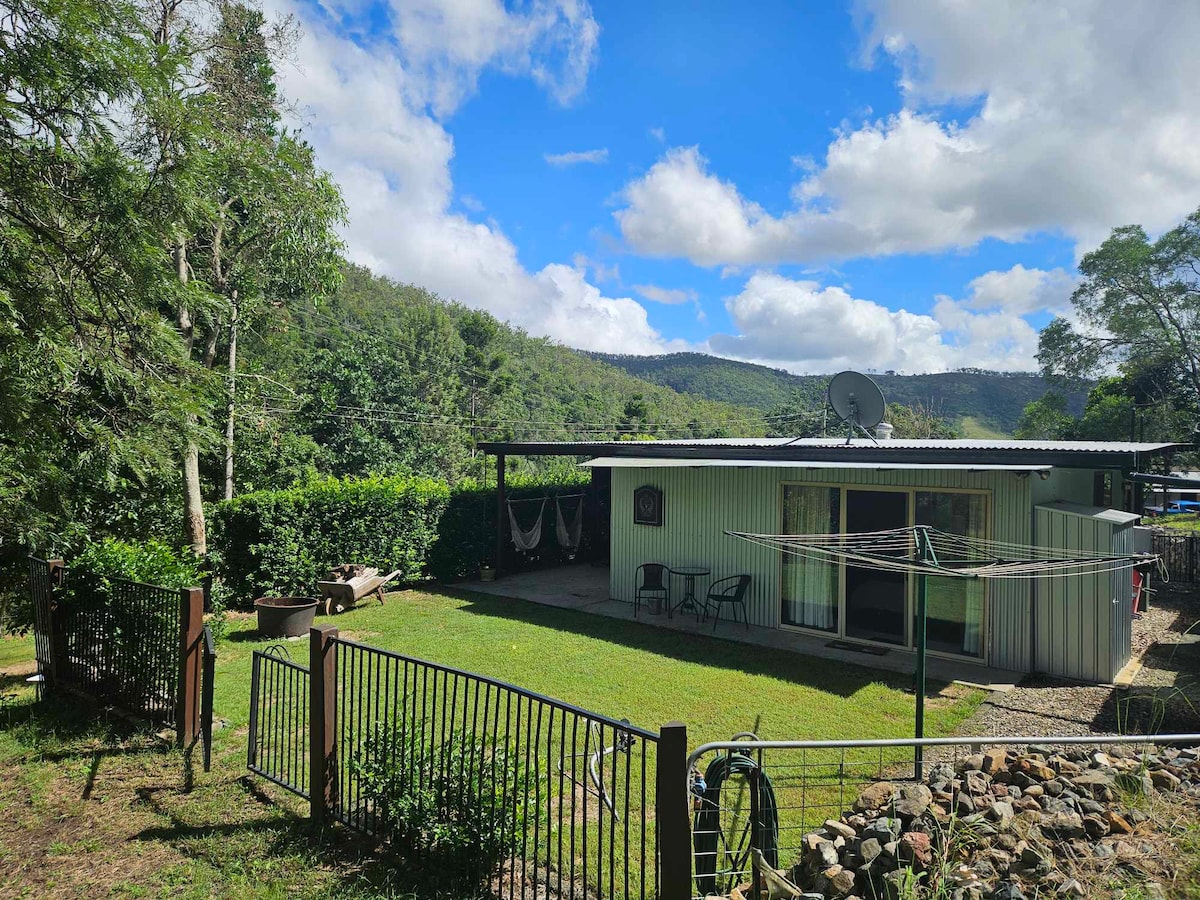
[844,489,909,645]
[779,483,988,660]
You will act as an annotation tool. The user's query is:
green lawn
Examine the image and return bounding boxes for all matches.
[0,587,985,898]
[1156,515,1200,533]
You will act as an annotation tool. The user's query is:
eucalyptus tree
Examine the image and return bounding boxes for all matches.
[1038,208,1200,439]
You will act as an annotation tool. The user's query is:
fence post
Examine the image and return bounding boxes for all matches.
[176,586,204,748]
[310,624,339,827]
[46,559,66,689]
[657,721,691,900]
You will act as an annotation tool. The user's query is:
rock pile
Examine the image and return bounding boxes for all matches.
[756,744,1200,900]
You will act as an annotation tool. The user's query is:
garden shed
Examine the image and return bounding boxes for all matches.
[479,438,1181,683]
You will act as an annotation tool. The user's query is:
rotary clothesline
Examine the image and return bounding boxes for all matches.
[726,526,1162,580]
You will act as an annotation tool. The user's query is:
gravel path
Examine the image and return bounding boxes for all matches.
[957,579,1200,739]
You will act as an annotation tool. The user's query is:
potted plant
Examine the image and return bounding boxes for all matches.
[479,560,496,582]
[254,596,320,637]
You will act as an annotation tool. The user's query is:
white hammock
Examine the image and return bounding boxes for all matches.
[555,496,585,550]
[508,499,545,552]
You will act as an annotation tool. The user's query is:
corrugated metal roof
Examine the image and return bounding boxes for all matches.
[579,456,1053,472]
[580,438,1176,452]
[1036,500,1142,525]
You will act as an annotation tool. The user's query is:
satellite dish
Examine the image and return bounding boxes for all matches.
[828,370,886,442]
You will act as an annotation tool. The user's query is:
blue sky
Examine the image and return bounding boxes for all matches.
[273,0,1200,373]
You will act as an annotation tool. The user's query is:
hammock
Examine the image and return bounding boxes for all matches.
[555,496,585,551]
[726,525,1162,580]
[507,499,545,552]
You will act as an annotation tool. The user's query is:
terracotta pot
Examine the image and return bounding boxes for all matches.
[254,596,319,638]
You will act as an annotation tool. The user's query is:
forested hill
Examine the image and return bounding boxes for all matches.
[233,267,767,488]
[589,352,1088,434]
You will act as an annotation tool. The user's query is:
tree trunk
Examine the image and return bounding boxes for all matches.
[175,234,207,556]
[224,291,237,501]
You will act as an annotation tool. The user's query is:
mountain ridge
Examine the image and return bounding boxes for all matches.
[587,351,1088,434]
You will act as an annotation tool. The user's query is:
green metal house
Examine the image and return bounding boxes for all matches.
[480,438,1179,683]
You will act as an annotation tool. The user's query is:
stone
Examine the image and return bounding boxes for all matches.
[813,840,840,868]
[982,751,1008,775]
[856,782,897,812]
[1022,784,1043,798]
[988,882,1027,900]
[1071,771,1115,801]
[899,831,933,870]
[1150,769,1181,792]
[1056,878,1086,897]
[804,832,827,851]
[1103,810,1132,834]
[1093,842,1115,858]
[1040,811,1086,840]
[1082,813,1108,838]
[828,866,857,896]
[858,837,882,866]
[987,800,1015,828]
[958,754,986,773]
[825,819,857,840]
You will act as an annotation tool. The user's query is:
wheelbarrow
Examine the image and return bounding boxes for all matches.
[317,565,402,615]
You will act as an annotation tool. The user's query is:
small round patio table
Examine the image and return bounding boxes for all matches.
[668,566,710,619]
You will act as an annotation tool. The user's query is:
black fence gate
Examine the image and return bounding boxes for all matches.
[28,556,214,763]
[1151,530,1200,583]
[246,625,691,900]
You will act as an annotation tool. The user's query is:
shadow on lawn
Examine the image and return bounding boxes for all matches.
[438,587,931,701]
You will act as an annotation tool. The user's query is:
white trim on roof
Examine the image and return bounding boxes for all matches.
[578,457,1053,472]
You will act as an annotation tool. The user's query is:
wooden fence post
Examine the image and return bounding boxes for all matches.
[45,559,66,690]
[176,586,204,748]
[310,624,339,827]
[657,721,691,900]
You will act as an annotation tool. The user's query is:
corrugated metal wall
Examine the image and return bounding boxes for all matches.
[1033,506,1132,682]
[609,466,1034,670]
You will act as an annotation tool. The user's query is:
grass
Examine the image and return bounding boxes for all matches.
[1155,514,1200,533]
[957,416,1009,439]
[0,586,987,898]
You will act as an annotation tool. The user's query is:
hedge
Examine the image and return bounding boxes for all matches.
[425,472,593,583]
[211,475,450,604]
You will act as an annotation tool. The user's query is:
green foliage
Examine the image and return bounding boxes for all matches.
[592,352,1089,434]
[350,723,529,898]
[210,475,450,603]
[73,538,203,589]
[1039,207,1200,442]
[1015,392,1076,439]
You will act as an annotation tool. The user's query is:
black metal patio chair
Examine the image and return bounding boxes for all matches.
[703,574,751,631]
[634,563,670,618]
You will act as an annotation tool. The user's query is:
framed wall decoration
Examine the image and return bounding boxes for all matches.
[633,485,663,527]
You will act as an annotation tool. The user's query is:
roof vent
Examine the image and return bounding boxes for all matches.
[875,422,894,441]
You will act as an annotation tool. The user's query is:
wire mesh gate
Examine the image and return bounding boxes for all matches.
[685,732,1200,900]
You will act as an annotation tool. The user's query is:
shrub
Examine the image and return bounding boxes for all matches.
[72,538,203,588]
[211,475,450,604]
[350,722,529,898]
[426,472,591,582]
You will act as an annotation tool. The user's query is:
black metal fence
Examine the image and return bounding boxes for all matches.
[29,556,209,746]
[1152,529,1200,583]
[331,636,660,900]
[247,646,310,798]
[246,627,678,900]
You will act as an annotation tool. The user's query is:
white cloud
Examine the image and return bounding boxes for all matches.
[707,273,1038,374]
[263,0,668,355]
[616,1,1200,267]
[963,264,1076,315]
[633,284,698,305]
[544,148,609,166]
[649,126,665,143]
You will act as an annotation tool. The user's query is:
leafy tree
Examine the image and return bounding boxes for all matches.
[1038,208,1200,441]
[1014,393,1075,440]
[884,401,959,439]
